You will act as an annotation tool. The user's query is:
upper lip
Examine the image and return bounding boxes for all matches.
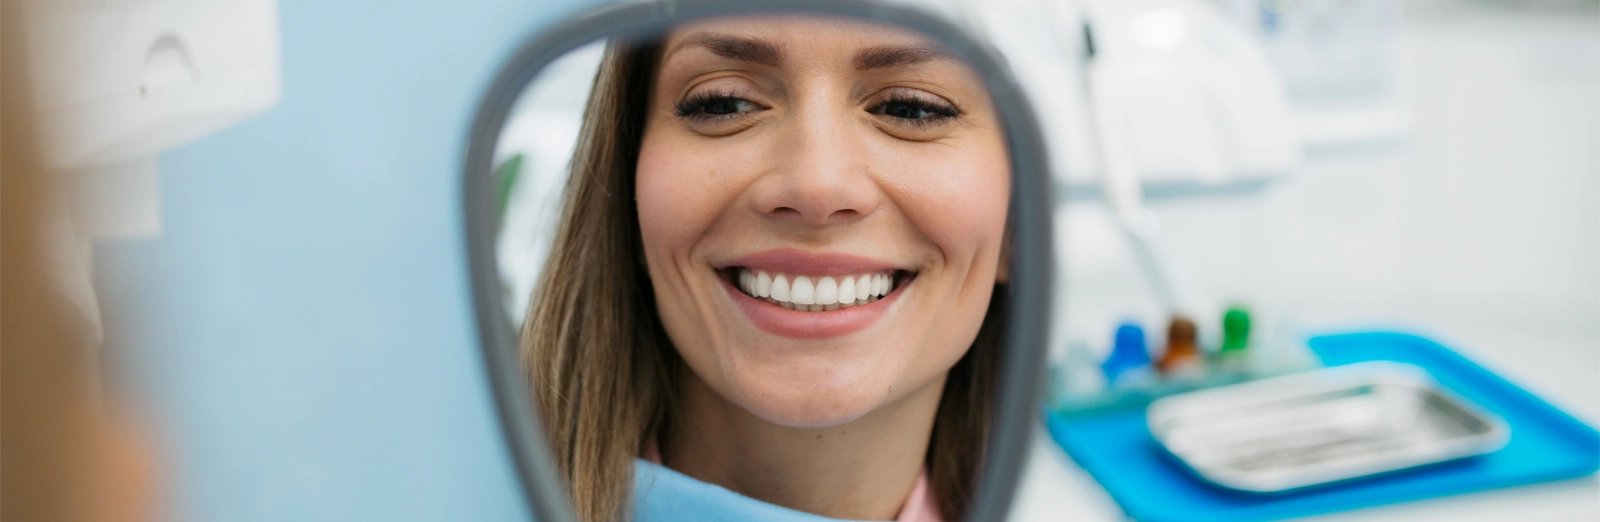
[716,248,911,276]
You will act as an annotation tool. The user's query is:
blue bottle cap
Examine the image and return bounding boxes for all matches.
[1102,322,1152,381]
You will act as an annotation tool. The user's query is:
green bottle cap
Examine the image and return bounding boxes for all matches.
[1220,307,1251,355]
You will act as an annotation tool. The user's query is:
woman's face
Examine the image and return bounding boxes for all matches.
[637,16,1010,428]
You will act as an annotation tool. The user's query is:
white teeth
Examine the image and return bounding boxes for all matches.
[733,268,905,312]
[791,276,815,305]
[756,271,772,297]
[815,277,838,305]
[771,274,791,301]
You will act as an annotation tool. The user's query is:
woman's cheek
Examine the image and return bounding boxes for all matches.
[636,140,700,250]
[948,148,1010,250]
[895,147,1011,265]
[637,137,755,244]
[940,141,1010,218]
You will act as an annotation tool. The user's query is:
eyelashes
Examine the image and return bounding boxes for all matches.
[672,89,964,132]
[868,93,962,126]
[674,91,764,121]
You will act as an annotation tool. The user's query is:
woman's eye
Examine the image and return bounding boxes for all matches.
[699,97,748,115]
[675,94,761,120]
[869,96,960,124]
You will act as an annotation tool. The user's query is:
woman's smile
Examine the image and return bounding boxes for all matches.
[714,249,918,338]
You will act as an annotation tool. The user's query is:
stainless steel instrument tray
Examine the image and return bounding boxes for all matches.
[1146,361,1510,493]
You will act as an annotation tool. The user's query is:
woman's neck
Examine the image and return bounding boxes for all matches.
[662,372,946,521]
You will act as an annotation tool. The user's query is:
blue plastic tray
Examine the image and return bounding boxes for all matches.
[1045,331,1600,522]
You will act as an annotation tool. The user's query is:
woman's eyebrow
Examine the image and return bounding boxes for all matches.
[665,32,784,66]
[852,44,954,70]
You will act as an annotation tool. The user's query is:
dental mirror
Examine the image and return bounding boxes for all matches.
[462,2,1052,521]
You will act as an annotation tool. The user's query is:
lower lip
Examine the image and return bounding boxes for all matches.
[721,275,906,339]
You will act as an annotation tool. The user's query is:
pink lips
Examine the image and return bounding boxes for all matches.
[724,249,905,276]
[717,249,910,339]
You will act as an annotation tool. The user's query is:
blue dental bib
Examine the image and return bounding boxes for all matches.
[633,459,885,522]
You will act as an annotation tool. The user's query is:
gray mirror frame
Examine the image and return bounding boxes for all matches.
[462,1,1053,521]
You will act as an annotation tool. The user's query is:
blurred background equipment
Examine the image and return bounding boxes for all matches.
[1022,0,1599,520]
[9,0,283,348]
[1222,0,1411,152]
[16,0,282,243]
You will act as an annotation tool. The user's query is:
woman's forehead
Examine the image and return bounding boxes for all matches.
[659,15,950,69]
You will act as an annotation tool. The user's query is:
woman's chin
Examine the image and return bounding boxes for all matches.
[745,400,878,429]
[729,374,894,429]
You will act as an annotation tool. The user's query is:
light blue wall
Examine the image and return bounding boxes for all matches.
[97,1,596,520]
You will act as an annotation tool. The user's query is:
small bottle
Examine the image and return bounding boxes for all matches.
[1102,322,1155,388]
[1157,315,1204,380]
[1216,307,1252,374]
[1219,307,1251,355]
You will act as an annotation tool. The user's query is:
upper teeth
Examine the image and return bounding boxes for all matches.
[736,268,897,312]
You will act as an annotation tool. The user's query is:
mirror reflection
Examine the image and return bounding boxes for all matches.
[492,14,1010,522]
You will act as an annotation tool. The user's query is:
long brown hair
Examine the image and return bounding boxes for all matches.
[520,38,1007,522]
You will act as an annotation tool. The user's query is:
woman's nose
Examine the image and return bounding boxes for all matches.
[749,110,881,227]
